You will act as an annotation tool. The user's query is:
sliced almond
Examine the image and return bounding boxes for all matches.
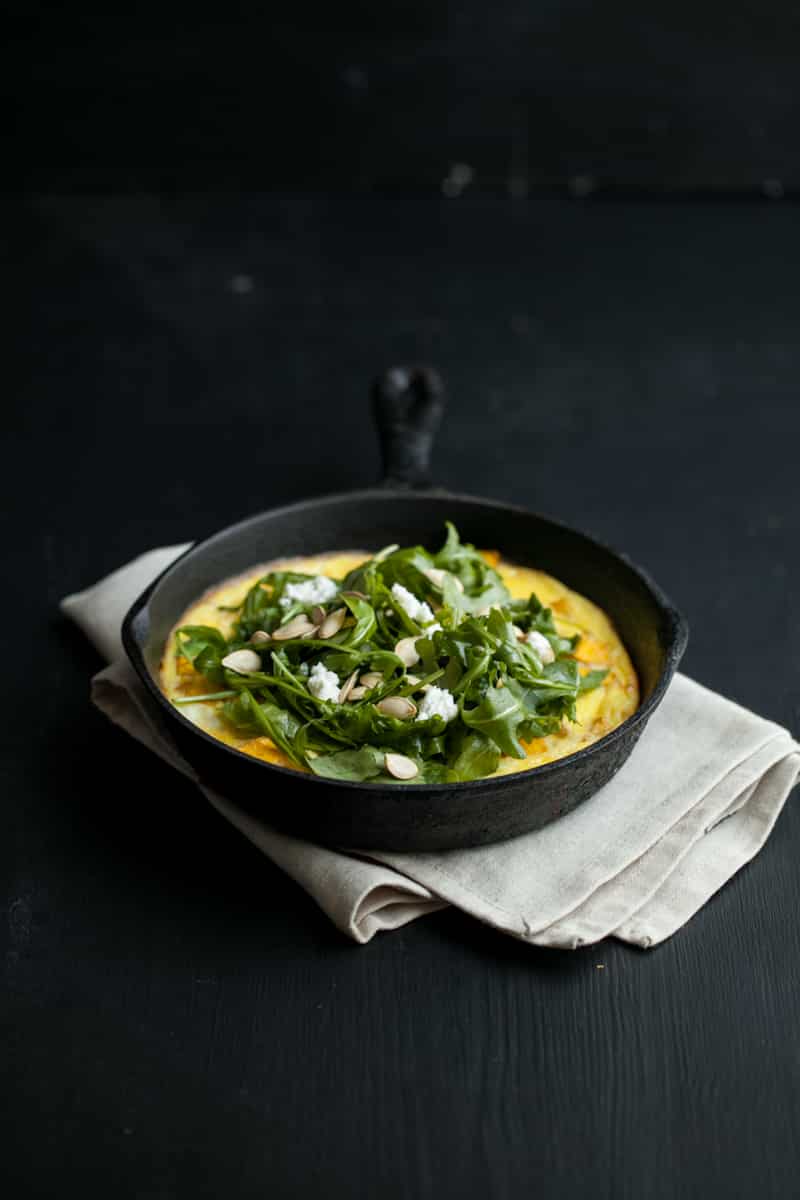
[406,674,421,686]
[358,671,384,689]
[395,636,421,667]
[337,669,359,704]
[347,686,367,702]
[318,607,347,639]
[424,567,447,588]
[424,567,464,593]
[341,589,368,600]
[524,629,556,664]
[272,614,318,641]
[376,696,418,720]
[384,752,419,781]
[221,648,262,674]
[249,630,271,644]
[311,605,326,626]
[512,624,526,641]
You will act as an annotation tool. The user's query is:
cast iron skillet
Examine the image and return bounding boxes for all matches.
[122,367,688,851]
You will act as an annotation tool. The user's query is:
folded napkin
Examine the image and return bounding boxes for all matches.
[61,546,800,949]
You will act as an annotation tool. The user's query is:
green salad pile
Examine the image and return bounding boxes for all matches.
[173,524,606,784]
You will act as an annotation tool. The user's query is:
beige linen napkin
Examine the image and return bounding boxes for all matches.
[61,545,800,949]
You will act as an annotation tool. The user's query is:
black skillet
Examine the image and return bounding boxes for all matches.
[122,367,688,851]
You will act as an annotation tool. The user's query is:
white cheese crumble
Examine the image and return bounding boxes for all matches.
[416,685,458,724]
[526,630,555,664]
[391,583,436,626]
[307,662,340,702]
[280,575,338,609]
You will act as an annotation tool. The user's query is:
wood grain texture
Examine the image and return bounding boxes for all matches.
[3,192,800,1199]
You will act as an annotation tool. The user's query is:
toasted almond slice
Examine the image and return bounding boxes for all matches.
[249,630,271,644]
[384,752,419,780]
[337,669,359,704]
[319,607,347,639]
[341,589,368,600]
[376,696,418,720]
[424,567,447,588]
[406,674,421,686]
[424,567,464,593]
[395,636,421,667]
[221,648,262,673]
[311,605,326,626]
[512,624,526,641]
[272,614,318,641]
[524,629,556,664]
[347,686,367,701]
[359,671,384,689]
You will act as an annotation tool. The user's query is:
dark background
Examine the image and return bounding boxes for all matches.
[4,6,800,1199]
[6,1,800,193]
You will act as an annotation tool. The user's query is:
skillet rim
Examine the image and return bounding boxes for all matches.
[121,486,689,794]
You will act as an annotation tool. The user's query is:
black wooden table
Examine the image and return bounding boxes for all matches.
[5,192,799,1199]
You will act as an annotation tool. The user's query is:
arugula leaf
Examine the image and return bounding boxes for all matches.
[449,730,502,781]
[339,594,377,648]
[306,746,386,781]
[173,690,236,705]
[307,746,455,784]
[175,625,227,661]
[407,760,457,784]
[175,625,229,685]
[461,685,528,758]
[341,556,381,598]
[579,668,609,693]
[440,573,465,625]
[222,689,304,764]
[433,522,511,613]
[374,546,436,597]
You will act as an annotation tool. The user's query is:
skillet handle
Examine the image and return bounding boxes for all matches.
[372,365,445,488]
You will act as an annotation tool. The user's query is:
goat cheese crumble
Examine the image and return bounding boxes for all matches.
[526,630,555,664]
[307,662,340,702]
[416,685,458,724]
[280,575,338,609]
[391,583,436,626]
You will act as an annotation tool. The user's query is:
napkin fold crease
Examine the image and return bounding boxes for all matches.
[62,545,800,950]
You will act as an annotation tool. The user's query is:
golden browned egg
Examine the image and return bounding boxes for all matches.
[160,551,639,777]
